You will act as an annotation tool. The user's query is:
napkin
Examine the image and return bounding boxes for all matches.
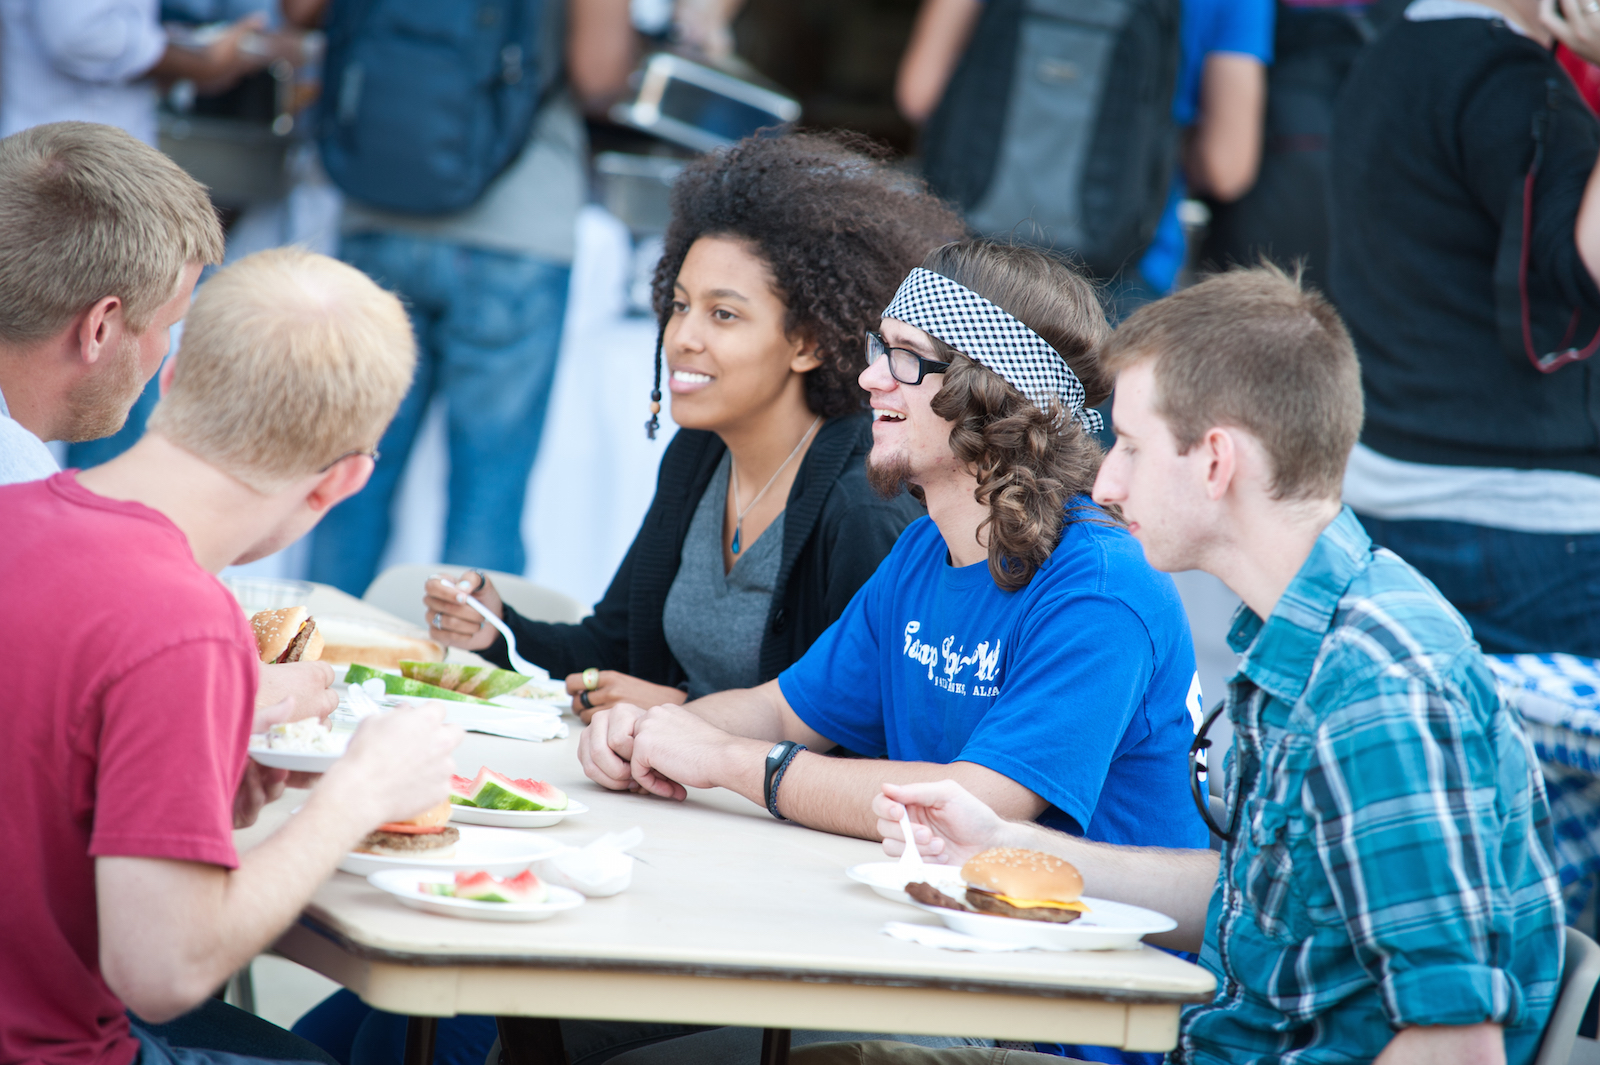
[539,827,642,897]
[444,705,570,743]
[882,921,1032,952]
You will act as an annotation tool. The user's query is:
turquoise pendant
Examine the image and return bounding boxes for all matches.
[731,524,742,554]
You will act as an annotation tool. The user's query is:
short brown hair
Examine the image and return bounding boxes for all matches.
[148,248,415,491]
[0,122,225,344]
[1102,265,1363,501]
[653,131,967,418]
[920,239,1113,591]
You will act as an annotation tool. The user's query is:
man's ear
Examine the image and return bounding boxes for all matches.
[305,455,376,514]
[1201,426,1238,502]
[75,296,125,368]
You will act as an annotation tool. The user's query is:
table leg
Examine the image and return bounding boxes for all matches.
[495,1017,568,1065]
[403,1017,437,1065]
[760,1028,791,1065]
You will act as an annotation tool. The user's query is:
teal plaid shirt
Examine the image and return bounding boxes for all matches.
[1177,509,1564,1065]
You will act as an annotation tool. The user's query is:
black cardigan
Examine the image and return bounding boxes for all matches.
[486,413,924,687]
[1329,19,1600,474]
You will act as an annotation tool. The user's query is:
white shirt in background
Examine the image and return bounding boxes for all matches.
[0,0,166,146]
[0,384,63,487]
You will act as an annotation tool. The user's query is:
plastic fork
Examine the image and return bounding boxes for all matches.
[460,593,543,678]
[898,809,925,870]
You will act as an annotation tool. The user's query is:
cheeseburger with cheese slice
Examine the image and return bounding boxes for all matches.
[958,847,1088,923]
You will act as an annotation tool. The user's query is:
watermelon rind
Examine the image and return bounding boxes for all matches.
[448,775,478,807]
[401,660,533,700]
[343,664,493,705]
[468,767,568,812]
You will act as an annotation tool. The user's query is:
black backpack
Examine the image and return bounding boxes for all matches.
[920,0,1181,280]
[317,0,562,215]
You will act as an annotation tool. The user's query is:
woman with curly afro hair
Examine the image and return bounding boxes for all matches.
[425,131,965,719]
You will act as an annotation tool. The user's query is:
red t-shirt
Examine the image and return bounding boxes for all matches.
[0,473,258,1065]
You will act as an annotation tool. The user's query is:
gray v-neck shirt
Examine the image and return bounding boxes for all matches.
[662,453,785,700]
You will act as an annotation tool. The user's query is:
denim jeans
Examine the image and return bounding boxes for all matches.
[307,232,571,596]
[132,999,336,1065]
[1356,513,1600,657]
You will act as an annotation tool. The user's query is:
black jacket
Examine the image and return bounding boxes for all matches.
[1329,19,1600,473]
[486,413,924,687]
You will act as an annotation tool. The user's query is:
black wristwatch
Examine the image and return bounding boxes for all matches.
[762,740,807,821]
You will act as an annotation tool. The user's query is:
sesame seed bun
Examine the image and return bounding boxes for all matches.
[960,847,1084,905]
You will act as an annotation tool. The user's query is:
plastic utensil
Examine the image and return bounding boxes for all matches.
[461,594,540,677]
[898,810,924,869]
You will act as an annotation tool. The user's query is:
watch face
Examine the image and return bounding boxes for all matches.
[767,742,788,762]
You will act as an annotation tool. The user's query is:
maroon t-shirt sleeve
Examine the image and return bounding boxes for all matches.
[89,638,257,868]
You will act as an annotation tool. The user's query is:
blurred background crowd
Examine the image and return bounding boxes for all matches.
[7,0,1600,725]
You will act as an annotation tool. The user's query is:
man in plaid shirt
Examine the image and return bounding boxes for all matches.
[798,268,1564,1065]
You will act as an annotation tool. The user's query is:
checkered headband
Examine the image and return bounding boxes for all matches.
[883,268,1103,434]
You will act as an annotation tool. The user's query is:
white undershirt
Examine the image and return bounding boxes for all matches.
[1342,443,1600,533]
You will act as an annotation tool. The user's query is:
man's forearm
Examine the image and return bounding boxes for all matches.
[713,748,1045,841]
[99,784,372,1020]
[683,680,824,744]
[1372,1023,1504,1065]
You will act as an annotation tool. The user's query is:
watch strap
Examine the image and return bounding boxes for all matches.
[763,740,806,821]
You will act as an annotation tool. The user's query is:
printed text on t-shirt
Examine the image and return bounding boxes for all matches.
[903,620,1002,696]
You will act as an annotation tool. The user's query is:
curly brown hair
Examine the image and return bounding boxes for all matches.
[650,132,966,421]
[920,240,1114,591]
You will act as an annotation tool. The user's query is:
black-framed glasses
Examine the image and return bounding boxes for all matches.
[866,330,951,386]
[318,447,381,473]
[1190,700,1241,844]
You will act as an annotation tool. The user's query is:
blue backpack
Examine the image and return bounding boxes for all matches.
[317,0,559,215]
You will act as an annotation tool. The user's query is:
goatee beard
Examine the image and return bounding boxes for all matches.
[867,451,921,502]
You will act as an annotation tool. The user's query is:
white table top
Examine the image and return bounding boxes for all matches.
[242,586,1214,1047]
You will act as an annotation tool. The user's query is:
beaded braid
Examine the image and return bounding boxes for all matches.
[645,324,665,439]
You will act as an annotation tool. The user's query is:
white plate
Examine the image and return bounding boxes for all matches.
[338,824,566,876]
[449,799,589,828]
[247,743,346,773]
[912,895,1177,951]
[847,862,967,905]
[367,868,585,922]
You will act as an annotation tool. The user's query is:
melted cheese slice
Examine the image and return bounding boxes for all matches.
[992,894,1090,912]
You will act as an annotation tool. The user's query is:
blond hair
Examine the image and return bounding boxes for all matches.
[1101,265,1363,501]
[149,247,416,491]
[0,122,225,343]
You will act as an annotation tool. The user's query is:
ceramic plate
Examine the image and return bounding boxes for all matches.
[338,824,566,877]
[912,895,1177,951]
[449,799,589,828]
[367,868,584,923]
[847,862,967,905]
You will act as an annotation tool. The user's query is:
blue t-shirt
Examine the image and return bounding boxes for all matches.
[1138,0,1275,294]
[778,501,1208,850]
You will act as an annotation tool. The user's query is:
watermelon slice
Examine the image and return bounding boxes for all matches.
[450,869,548,904]
[449,774,478,806]
[400,661,535,700]
[466,766,567,811]
[344,664,493,705]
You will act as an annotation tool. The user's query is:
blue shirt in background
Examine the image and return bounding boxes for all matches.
[1137,0,1275,294]
[778,499,1207,850]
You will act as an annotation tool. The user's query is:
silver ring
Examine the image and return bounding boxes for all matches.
[433,612,445,629]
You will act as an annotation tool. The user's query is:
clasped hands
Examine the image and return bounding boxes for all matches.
[578,701,764,801]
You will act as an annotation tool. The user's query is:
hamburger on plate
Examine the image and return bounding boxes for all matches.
[251,606,324,664]
[355,800,459,859]
[908,847,1088,923]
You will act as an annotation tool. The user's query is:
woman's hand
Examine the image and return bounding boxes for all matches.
[1543,0,1600,64]
[566,670,685,724]
[423,570,504,652]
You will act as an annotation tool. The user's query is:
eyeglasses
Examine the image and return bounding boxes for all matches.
[866,331,951,386]
[318,447,381,473]
[1190,699,1240,844]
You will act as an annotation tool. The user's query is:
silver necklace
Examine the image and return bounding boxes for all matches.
[730,416,822,555]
